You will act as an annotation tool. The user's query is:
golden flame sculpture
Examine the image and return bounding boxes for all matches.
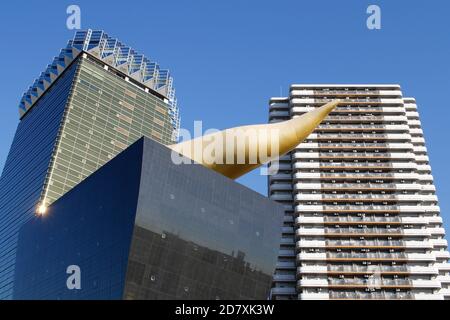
[168,100,340,179]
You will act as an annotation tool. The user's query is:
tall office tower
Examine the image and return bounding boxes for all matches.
[268,84,450,300]
[0,30,180,299]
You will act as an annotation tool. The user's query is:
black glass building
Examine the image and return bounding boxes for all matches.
[13,138,283,299]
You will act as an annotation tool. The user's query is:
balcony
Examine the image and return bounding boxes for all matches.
[323,227,404,237]
[327,239,404,247]
[414,293,445,300]
[316,123,409,132]
[295,194,399,204]
[290,97,401,106]
[294,182,405,191]
[310,89,382,96]
[296,195,435,207]
[297,239,406,249]
[428,227,445,236]
[436,275,450,284]
[322,116,401,124]
[312,136,410,143]
[297,239,433,250]
[301,204,400,212]
[294,172,418,181]
[325,264,409,274]
[434,251,450,259]
[297,252,414,262]
[315,98,383,105]
[323,162,416,170]
[296,216,403,225]
[297,142,413,150]
[308,132,408,139]
[297,265,438,276]
[329,291,413,300]
[325,278,413,289]
[297,265,328,274]
[324,252,408,261]
[411,279,441,288]
[295,162,397,170]
[435,263,450,272]
[295,205,402,215]
[298,292,330,300]
[408,266,439,275]
[290,88,401,96]
[324,216,401,224]
[430,238,448,247]
[294,151,416,160]
[295,227,423,237]
[398,205,440,214]
[297,279,328,287]
[296,228,325,236]
[295,107,404,116]
[406,253,436,262]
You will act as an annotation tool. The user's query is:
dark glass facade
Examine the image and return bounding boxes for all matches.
[13,138,284,299]
[14,139,143,299]
[0,61,79,299]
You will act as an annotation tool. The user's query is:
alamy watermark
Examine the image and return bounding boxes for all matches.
[66,264,81,290]
[367,5,381,30]
[66,5,81,30]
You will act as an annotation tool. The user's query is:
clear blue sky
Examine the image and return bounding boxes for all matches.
[0,1,449,233]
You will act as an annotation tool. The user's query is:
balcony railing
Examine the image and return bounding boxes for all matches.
[326,114,387,120]
[335,105,384,109]
[318,124,388,130]
[296,151,397,158]
[315,98,382,104]
[318,183,398,189]
[329,291,413,300]
[313,173,411,180]
[325,240,405,247]
[317,183,398,190]
[327,264,408,273]
[314,133,390,139]
[323,227,403,235]
[312,90,380,96]
[326,252,407,260]
[321,205,399,211]
[318,162,393,168]
[323,216,401,223]
[328,278,412,287]
[320,194,398,201]
[314,143,395,149]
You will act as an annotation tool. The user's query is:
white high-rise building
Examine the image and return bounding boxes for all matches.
[268,84,450,300]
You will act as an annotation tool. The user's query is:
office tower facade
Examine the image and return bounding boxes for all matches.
[13,138,283,300]
[268,84,450,300]
[0,30,180,299]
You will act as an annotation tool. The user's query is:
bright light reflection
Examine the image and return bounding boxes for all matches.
[37,203,47,215]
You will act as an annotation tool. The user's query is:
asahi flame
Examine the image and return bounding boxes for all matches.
[169,100,340,179]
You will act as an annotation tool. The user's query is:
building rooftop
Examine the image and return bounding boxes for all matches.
[290,84,401,90]
[18,29,179,132]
